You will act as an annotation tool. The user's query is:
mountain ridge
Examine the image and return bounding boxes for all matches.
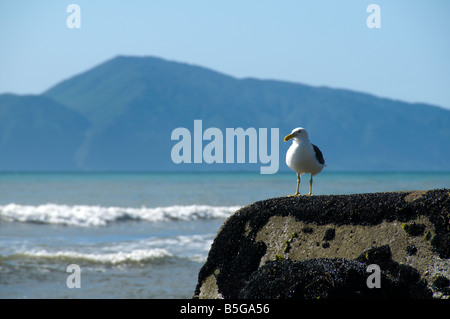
[0,55,449,171]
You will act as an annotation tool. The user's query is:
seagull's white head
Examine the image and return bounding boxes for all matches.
[284,127,309,142]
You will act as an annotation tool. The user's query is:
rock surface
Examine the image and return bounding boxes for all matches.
[194,189,450,299]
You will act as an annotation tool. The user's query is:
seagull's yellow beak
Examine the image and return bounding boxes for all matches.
[284,133,294,142]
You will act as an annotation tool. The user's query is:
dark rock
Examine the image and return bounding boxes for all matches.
[402,222,426,236]
[238,258,431,299]
[194,189,450,299]
[323,228,336,241]
[406,245,418,256]
[432,276,450,292]
[355,245,392,268]
[239,259,370,299]
[431,233,450,260]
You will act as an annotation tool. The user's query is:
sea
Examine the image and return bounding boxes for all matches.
[0,171,449,299]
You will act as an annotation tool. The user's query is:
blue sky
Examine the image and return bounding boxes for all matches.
[1,0,449,109]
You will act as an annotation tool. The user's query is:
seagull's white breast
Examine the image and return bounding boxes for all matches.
[286,140,323,175]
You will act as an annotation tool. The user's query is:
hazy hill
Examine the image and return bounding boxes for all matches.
[1,56,449,171]
[0,94,89,170]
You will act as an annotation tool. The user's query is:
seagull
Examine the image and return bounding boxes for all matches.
[284,127,325,196]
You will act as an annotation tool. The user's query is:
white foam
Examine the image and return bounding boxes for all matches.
[140,234,215,262]
[17,248,172,264]
[0,203,240,227]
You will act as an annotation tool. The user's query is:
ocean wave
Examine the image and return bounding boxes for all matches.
[0,203,240,227]
[0,234,215,266]
[5,248,173,265]
[140,234,214,263]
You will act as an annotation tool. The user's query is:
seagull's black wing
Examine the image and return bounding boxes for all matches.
[312,144,325,165]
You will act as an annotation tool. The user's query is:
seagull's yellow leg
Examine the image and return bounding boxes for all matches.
[308,174,313,196]
[292,173,300,196]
